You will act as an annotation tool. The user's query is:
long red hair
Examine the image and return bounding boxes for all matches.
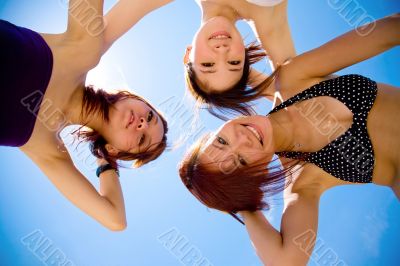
[179,134,299,216]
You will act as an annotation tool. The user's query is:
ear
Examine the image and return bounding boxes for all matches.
[183,45,193,65]
[105,144,119,156]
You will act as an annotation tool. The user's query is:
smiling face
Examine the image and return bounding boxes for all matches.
[102,98,165,155]
[187,16,246,93]
[199,115,275,174]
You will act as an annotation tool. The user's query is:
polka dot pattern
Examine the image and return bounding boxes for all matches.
[268,75,378,183]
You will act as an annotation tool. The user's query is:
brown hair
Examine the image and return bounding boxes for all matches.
[179,134,299,222]
[76,86,168,168]
[185,42,281,120]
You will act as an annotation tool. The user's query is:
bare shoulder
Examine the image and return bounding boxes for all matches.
[279,157,325,207]
[41,31,103,76]
[276,62,331,98]
[20,138,71,167]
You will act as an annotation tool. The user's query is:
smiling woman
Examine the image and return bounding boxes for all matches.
[184,0,295,119]
[186,16,246,92]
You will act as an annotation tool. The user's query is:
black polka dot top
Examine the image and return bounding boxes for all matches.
[268,75,378,183]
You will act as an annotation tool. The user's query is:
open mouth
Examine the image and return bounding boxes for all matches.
[243,124,264,145]
[209,31,231,40]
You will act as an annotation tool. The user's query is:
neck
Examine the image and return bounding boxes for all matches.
[199,1,239,24]
[268,110,298,152]
[66,85,105,133]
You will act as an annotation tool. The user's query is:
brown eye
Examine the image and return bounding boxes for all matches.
[228,61,241,65]
[201,63,215,67]
[217,136,227,145]
[147,110,154,122]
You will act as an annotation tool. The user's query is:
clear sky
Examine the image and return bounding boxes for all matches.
[0,0,399,265]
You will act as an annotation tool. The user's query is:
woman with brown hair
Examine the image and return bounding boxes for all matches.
[0,0,173,230]
[183,0,295,119]
[179,14,400,265]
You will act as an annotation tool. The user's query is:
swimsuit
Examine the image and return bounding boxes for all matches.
[246,0,284,7]
[0,20,53,147]
[268,75,378,183]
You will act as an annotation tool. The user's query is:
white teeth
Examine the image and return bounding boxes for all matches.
[246,125,261,142]
[211,35,229,39]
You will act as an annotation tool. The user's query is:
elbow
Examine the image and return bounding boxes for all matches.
[105,213,127,231]
[258,250,308,266]
[260,258,305,266]
[107,220,127,232]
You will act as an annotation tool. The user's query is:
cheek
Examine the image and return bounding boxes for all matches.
[192,45,208,62]
[108,131,131,151]
[231,41,245,56]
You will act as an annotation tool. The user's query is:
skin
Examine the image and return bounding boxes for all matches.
[187,15,246,92]
[197,14,400,265]
[16,0,174,231]
[184,0,295,94]
[101,98,164,155]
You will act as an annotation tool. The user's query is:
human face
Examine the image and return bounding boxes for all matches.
[199,115,275,174]
[103,98,165,155]
[188,16,245,93]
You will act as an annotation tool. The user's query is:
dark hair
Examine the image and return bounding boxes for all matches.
[76,86,168,168]
[185,42,281,120]
[179,134,299,220]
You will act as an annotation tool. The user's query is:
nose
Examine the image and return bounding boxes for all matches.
[136,117,148,131]
[213,43,230,53]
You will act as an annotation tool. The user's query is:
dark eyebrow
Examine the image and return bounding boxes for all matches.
[138,134,152,153]
[146,135,152,152]
[154,113,159,126]
[211,142,224,151]
[200,68,242,74]
[200,69,217,74]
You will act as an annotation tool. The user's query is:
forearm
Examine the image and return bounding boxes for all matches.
[67,0,105,38]
[99,170,126,230]
[103,0,174,51]
[256,21,296,70]
[249,0,296,70]
[240,211,285,265]
[296,13,400,78]
[382,13,400,48]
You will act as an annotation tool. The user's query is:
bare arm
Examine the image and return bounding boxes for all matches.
[287,13,400,80]
[103,0,174,52]
[66,0,105,39]
[239,188,320,265]
[36,155,126,231]
[249,0,296,69]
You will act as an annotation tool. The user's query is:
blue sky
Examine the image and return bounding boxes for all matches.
[0,0,399,265]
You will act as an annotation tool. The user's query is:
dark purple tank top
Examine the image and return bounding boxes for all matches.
[0,20,53,147]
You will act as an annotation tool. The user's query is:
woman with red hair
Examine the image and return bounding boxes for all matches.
[0,0,173,230]
[179,14,400,265]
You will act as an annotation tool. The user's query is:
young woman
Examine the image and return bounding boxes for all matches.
[0,0,173,231]
[184,0,296,118]
[179,14,400,265]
